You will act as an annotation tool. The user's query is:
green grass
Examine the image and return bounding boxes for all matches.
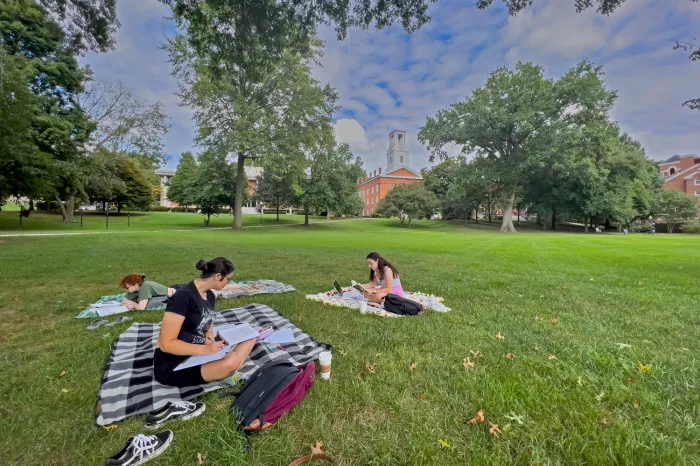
[0,210,326,232]
[0,219,698,465]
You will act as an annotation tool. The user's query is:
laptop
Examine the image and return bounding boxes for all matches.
[333,280,343,295]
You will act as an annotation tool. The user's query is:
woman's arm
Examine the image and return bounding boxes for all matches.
[132,299,149,311]
[158,312,224,356]
[373,269,394,295]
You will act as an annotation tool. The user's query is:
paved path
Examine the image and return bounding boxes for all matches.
[0,218,370,238]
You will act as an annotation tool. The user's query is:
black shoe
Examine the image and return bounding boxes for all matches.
[106,430,173,466]
[144,400,206,430]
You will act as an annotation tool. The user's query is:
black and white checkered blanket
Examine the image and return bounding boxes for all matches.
[95,303,331,426]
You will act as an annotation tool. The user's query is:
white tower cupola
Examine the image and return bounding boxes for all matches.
[386,130,409,174]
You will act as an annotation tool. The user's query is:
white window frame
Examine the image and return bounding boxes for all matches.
[696,191,700,196]
[695,179,700,186]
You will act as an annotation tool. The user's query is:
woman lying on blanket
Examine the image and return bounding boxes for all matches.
[361,252,405,304]
[119,273,176,311]
[154,257,256,388]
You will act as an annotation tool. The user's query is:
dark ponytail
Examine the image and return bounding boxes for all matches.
[366,252,398,282]
[196,257,235,279]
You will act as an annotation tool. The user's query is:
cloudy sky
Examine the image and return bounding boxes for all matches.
[83,0,699,173]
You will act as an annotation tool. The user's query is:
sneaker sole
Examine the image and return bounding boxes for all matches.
[131,432,173,466]
[144,404,206,430]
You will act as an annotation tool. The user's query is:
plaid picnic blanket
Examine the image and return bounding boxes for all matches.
[76,293,167,319]
[95,303,331,426]
[306,287,451,316]
[214,280,296,299]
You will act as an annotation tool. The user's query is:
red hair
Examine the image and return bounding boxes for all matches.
[120,273,145,289]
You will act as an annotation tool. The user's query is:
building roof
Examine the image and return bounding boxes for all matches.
[662,154,700,164]
[664,164,700,182]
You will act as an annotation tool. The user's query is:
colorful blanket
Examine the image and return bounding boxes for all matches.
[214,280,296,299]
[306,287,451,316]
[75,293,166,319]
[95,303,331,426]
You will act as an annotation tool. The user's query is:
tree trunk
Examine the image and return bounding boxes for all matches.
[29,198,34,211]
[327,210,331,221]
[517,206,521,225]
[276,203,280,221]
[408,217,412,228]
[66,197,75,222]
[117,202,122,214]
[550,208,556,231]
[475,207,479,224]
[207,211,211,226]
[499,191,517,233]
[233,153,246,230]
[487,198,492,223]
[584,216,589,233]
[618,224,623,233]
[102,200,106,211]
[55,192,69,223]
[304,210,309,225]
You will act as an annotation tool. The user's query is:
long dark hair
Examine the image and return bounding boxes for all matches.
[196,257,235,280]
[367,252,399,282]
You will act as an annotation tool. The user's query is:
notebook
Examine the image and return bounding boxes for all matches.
[174,324,260,371]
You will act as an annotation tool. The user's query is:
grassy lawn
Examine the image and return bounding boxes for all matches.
[0,219,698,465]
[0,210,327,232]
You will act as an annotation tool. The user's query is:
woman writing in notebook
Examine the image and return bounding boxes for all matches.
[154,257,256,388]
[361,252,405,304]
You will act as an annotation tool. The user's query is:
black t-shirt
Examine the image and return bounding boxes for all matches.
[165,281,216,345]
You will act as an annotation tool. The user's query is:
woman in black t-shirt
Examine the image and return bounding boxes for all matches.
[154,257,256,387]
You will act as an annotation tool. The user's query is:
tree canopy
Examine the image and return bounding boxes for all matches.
[376,183,440,227]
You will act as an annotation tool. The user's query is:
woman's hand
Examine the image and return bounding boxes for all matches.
[200,339,226,356]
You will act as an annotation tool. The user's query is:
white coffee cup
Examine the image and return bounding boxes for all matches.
[318,351,332,380]
[359,301,368,314]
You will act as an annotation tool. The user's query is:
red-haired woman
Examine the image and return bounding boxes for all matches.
[119,273,176,311]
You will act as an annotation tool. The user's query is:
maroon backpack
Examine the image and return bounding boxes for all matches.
[229,360,315,445]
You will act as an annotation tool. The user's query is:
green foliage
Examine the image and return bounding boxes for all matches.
[652,190,698,233]
[167,152,199,208]
[683,222,700,234]
[39,0,118,52]
[445,156,500,223]
[255,170,297,220]
[377,183,439,227]
[422,158,458,216]
[420,61,620,232]
[193,151,242,226]
[112,156,154,212]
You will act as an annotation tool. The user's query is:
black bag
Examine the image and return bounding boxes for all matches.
[227,359,316,452]
[383,293,424,316]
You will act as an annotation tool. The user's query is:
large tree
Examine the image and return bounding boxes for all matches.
[167,152,199,211]
[419,60,616,233]
[193,151,243,226]
[376,183,440,228]
[1,0,93,223]
[652,190,698,234]
[80,77,170,165]
[39,0,118,52]
[167,34,338,229]
[112,155,154,213]
[255,170,297,221]
[422,158,458,218]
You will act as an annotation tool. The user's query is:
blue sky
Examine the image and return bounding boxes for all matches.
[83,0,700,173]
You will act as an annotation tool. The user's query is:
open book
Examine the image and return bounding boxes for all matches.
[174,324,259,371]
[351,280,372,294]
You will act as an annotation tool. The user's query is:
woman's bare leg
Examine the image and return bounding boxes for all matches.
[366,290,388,304]
[200,338,256,382]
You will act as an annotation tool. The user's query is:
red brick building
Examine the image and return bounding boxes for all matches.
[659,154,700,209]
[358,130,423,216]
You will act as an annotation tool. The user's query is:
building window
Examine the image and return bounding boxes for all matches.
[669,168,676,175]
[662,172,668,177]
[400,156,404,163]
[695,179,700,185]
[696,191,700,196]
[376,196,379,204]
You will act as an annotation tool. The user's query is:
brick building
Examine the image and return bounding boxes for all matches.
[358,130,423,217]
[658,154,700,209]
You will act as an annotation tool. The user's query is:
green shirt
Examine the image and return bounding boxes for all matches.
[126,280,168,302]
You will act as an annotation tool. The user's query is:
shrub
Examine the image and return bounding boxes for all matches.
[683,222,700,234]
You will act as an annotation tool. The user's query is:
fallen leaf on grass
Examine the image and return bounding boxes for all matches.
[633,400,640,409]
[375,353,383,358]
[365,361,376,374]
[439,439,451,448]
[551,317,559,325]
[599,418,612,428]
[534,316,543,321]
[463,357,475,369]
[615,343,632,349]
[467,410,486,424]
[489,423,502,437]
[417,393,426,400]
[548,355,558,361]
[504,353,516,359]
[311,441,325,456]
[470,350,483,360]
[627,377,636,384]
[410,362,417,371]
[680,347,690,352]
[496,332,505,340]
[61,388,69,393]
[59,371,67,377]
[638,363,652,373]
[197,453,206,465]
[337,349,347,357]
